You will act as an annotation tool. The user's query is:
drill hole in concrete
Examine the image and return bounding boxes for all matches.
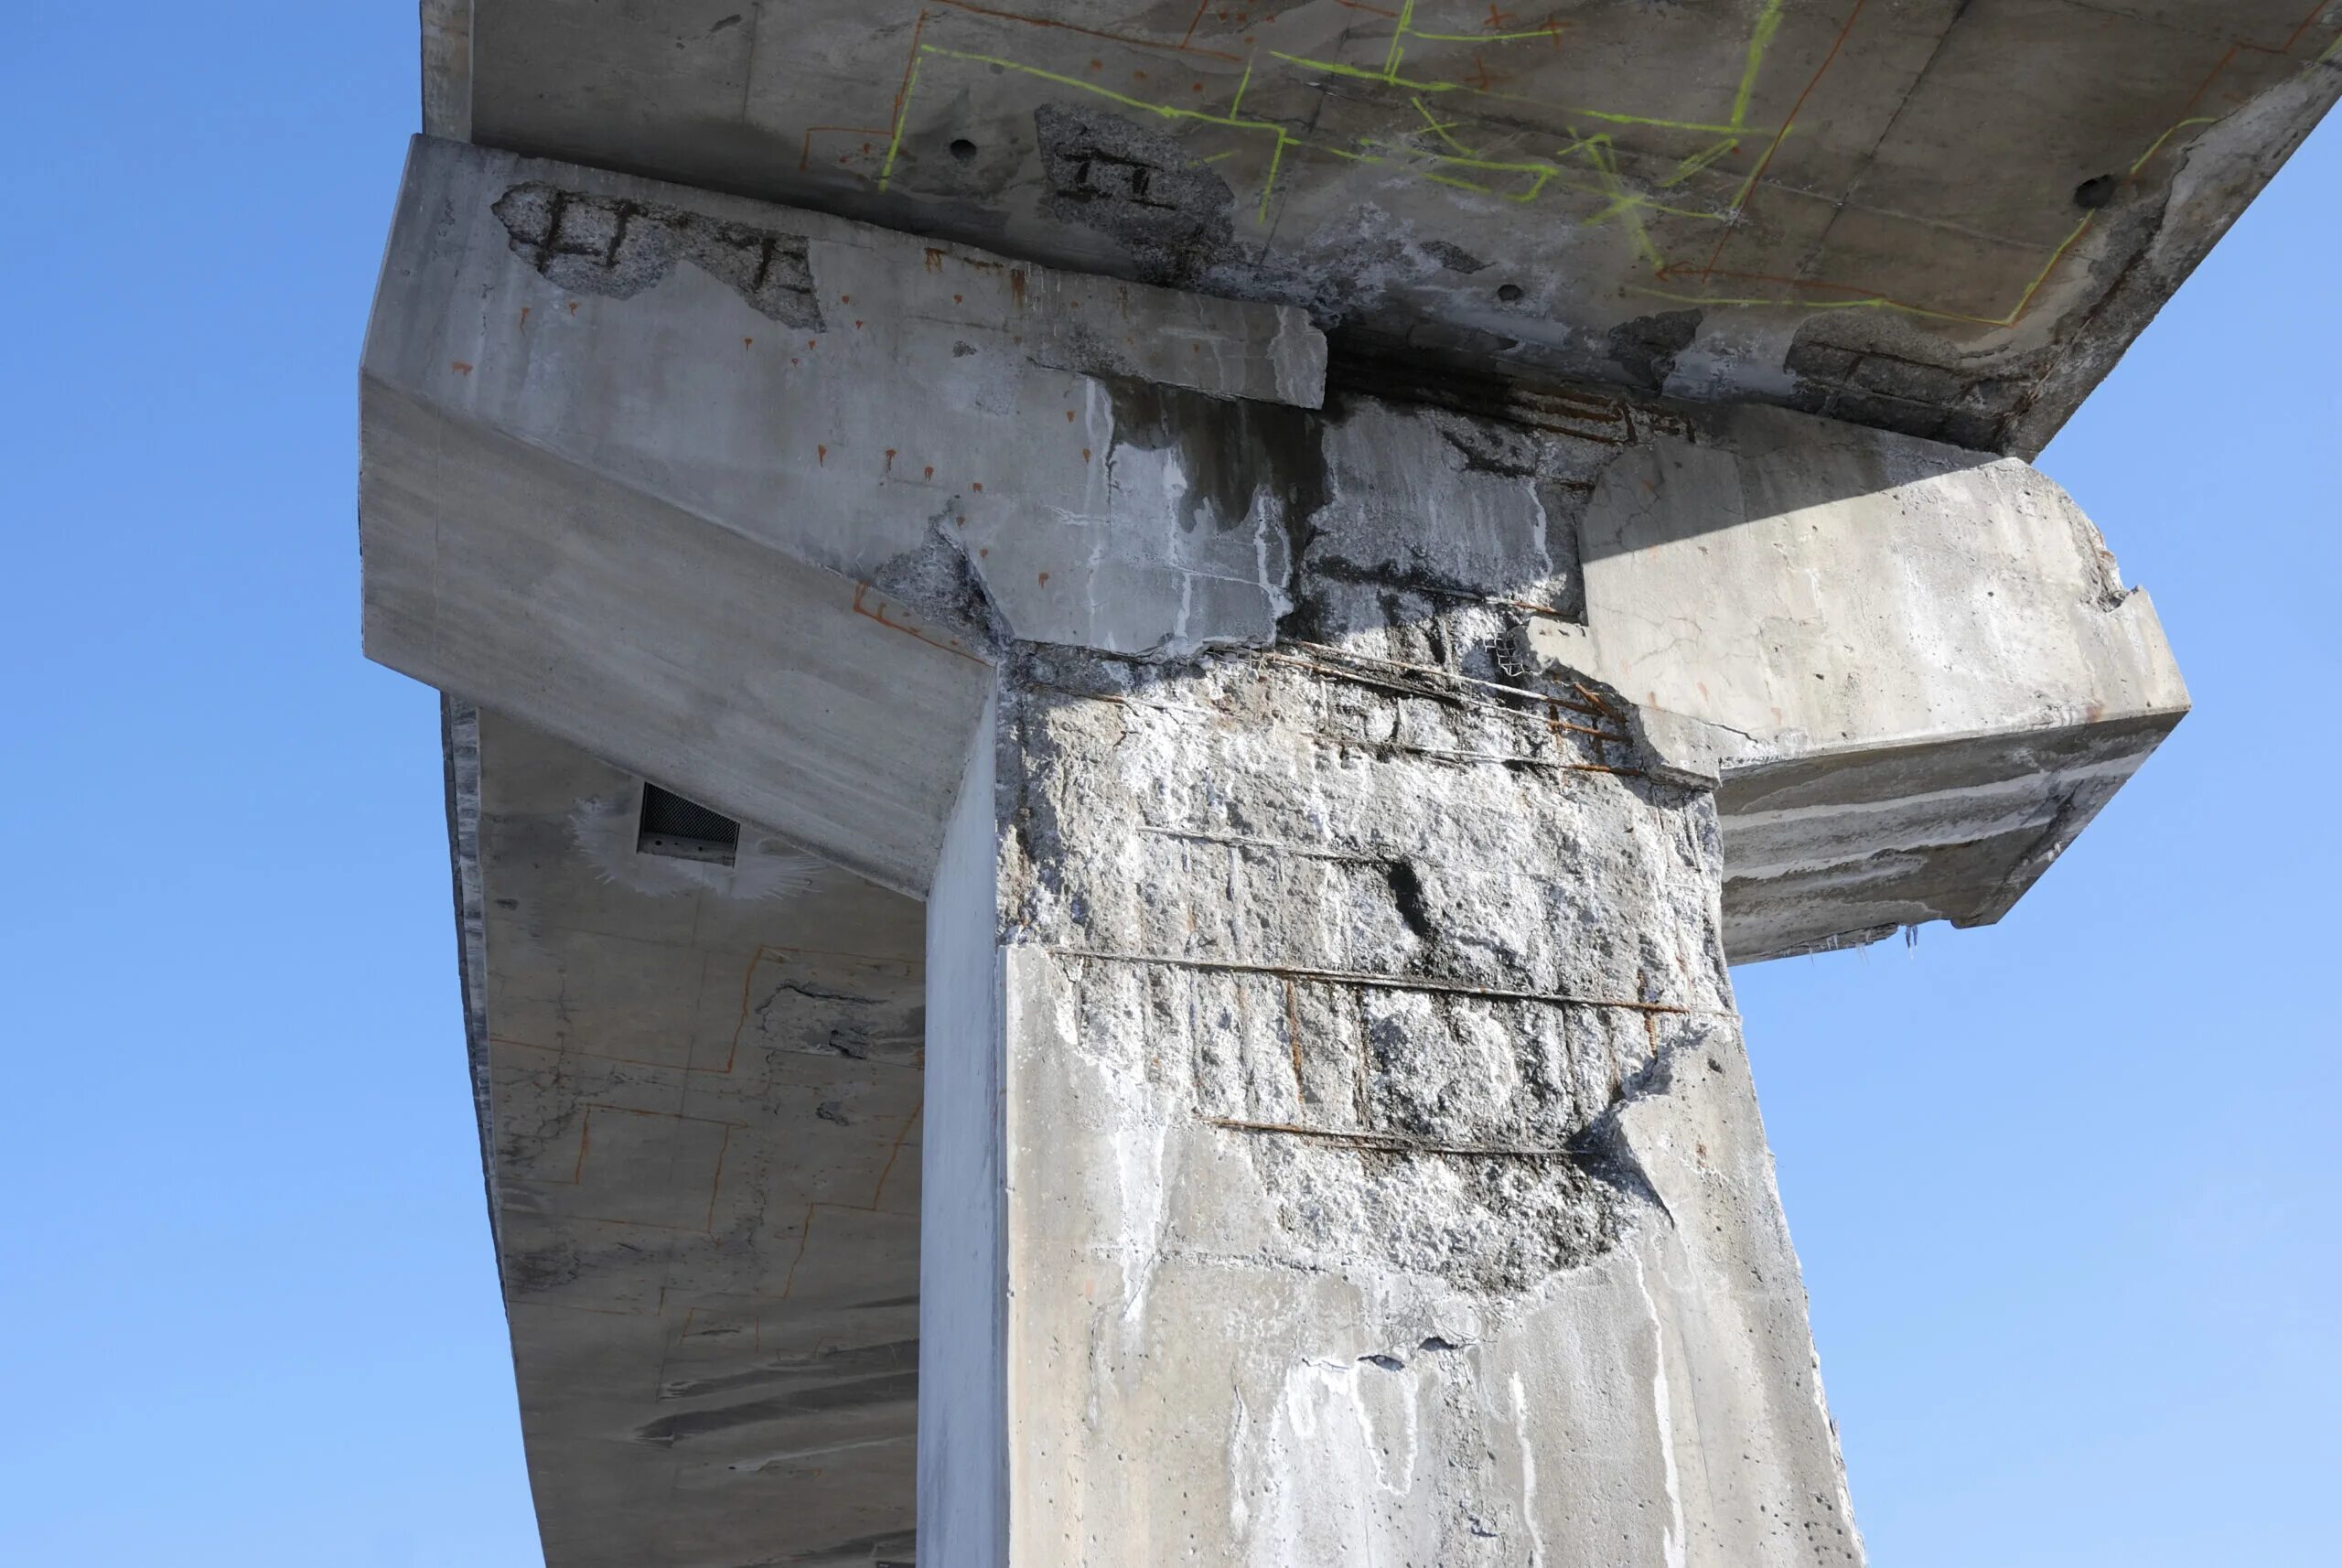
[949,137,979,162]
[2073,173,2121,209]
[1496,283,1524,303]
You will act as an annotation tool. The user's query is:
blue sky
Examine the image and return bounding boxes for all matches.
[0,6,2333,1564]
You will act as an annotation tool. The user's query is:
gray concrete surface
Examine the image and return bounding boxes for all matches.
[458,705,924,1567]
[428,0,2340,454]
[367,137,2183,951]
[355,15,2295,1558]
[924,627,1861,1564]
[918,698,1004,1568]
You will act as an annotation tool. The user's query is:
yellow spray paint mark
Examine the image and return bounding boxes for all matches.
[1731,0,1787,132]
[868,0,2293,325]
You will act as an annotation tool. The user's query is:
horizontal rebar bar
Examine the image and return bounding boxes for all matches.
[1044,948,1736,1018]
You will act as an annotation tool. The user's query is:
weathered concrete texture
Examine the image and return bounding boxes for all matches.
[419,0,468,140]
[443,0,2341,453]
[363,140,2183,958]
[461,708,925,1568]
[1279,385,2186,961]
[362,137,1324,890]
[1713,714,2181,959]
[919,696,1005,1568]
[927,627,1864,1564]
[1509,401,2189,958]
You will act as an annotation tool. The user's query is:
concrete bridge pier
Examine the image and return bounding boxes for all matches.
[925,643,1857,1567]
[361,137,2186,1567]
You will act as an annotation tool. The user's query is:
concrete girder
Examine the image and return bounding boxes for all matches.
[422,0,2342,455]
[364,138,2186,944]
[455,706,925,1566]
[362,135,1323,894]
[923,649,1867,1567]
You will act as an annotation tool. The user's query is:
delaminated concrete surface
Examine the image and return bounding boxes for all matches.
[442,0,2342,454]
[367,139,2184,954]
[358,54,2247,1558]
[460,708,923,1568]
[922,601,1864,1563]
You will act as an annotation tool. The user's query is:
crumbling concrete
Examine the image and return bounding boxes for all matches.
[360,116,2210,1568]
[926,589,1864,1563]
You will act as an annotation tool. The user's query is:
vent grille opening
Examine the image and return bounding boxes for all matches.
[637,782,740,865]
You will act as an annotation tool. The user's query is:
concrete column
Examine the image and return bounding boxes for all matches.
[923,580,1867,1564]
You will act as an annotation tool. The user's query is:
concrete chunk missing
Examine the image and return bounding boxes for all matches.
[491,181,824,327]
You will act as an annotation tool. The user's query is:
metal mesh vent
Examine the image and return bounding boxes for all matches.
[637,782,739,865]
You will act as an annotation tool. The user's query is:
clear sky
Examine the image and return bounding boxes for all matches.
[0,6,2333,1564]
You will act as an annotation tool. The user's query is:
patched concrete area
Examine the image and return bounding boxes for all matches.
[441,0,2341,453]
[457,706,923,1567]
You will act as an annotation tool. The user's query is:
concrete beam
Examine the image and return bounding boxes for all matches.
[1514,403,2187,958]
[923,636,1865,1565]
[362,137,2183,946]
[449,0,2342,455]
[419,0,469,140]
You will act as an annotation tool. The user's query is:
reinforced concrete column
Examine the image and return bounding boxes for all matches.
[922,622,1864,1566]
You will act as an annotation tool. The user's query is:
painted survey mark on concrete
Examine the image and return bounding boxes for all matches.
[871,0,1778,258]
[806,0,2342,328]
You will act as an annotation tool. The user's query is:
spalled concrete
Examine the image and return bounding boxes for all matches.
[354,21,2271,1554]
[366,139,2183,952]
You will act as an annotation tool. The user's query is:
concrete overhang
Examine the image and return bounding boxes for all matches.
[449,704,926,1568]
[360,9,2289,1548]
[363,136,2186,959]
[423,0,2340,455]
